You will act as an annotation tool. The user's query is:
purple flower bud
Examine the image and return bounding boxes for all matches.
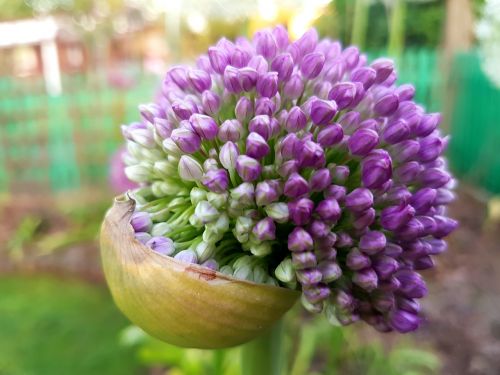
[135,232,152,244]
[208,47,229,74]
[178,155,203,181]
[295,28,318,56]
[396,269,428,298]
[273,25,289,50]
[172,100,195,120]
[189,114,218,140]
[396,218,424,241]
[255,180,280,206]
[283,73,304,99]
[328,82,356,110]
[278,159,299,178]
[296,269,323,286]
[394,161,421,184]
[170,128,201,154]
[202,90,221,116]
[414,255,434,270]
[317,123,344,147]
[372,291,395,312]
[395,84,415,101]
[249,115,273,140]
[415,216,437,236]
[236,155,262,182]
[339,111,361,134]
[389,310,420,333]
[271,53,294,82]
[351,67,377,90]
[397,298,420,315]
[371,58,394,83]
[288,197,315,226]
[201,259,219,271]
[390,140,420,163]
[309,168,331,192]
[410,188,436,215]
[308,220,330,238]
[328,166,348,186]
[280,133,300,159]
[153,118,173,139]
[146,236,175,256]
[257,72,279,98]
[218,119,243,142]
[382,119,410,144]
[374,93,399,116]
[310,99,337,125]
[167,66,189,89]
[325,185,347,202]
[359,231,386,255]
[379,276,401,292]
[238,67,259,91]
[347,128,379,156]
[248,55,269,74]
[139,103,163,123]
[246,132,270,159]
[235,96,254,122]
[202,169,229,193]
[420,168,451,188]
[433,215,458,238]
[284,173,309,198]
[254,29,277,59]
[303,284,331,304]
[424,238,447,255]
[254,97,275,116]
[315,198,341,223]
[353,268,378,291]
[373,255,399,279]
[300,52,325,79]
[285,106,307,132]
[292,251,317,269]
[418,135,445,162]
[223,65,242,93]
[130,211,152,233]
[298,141,325,168]
[288,227,314,252]
[345,188,374,212]
[415,113,441,137]
[346,248,371,270]
[380,204,415,231]
[187,69,211,93]
[434,188,455,206]
[361,150,393,189]
[352,208,376,230]
[230,47,251,68]
[252,217,276,241]
[319,261,342,282]
[174,249,198,264]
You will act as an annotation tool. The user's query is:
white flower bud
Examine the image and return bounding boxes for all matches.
[203,158,219,172]
[219,141,239,170]
[189,214,204,228]
[250,242,272,257]
[154,160,177,177]
[195,241,216,263]
[125,163,153,182]
[190,187,207,205]
[162,138,182,156]
[195,201,219,224]
[152,181,182,197]
[275,258,295,283]
[178,155,203,182]
[265,202,289,223]
[235,216,254,236]
[253,266,268,284]
[151,222,172,236]
[219,265,234,275]
[207,192,228,209]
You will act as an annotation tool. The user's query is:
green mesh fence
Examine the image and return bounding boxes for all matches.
[0,50,498,194]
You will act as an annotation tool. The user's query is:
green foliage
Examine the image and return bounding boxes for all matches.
[0,276,142,375]
[122,309,440,375]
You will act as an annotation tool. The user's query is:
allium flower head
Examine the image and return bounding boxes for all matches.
[120,26,457,334]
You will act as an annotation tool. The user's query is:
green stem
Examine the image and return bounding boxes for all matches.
[241,320,285,375]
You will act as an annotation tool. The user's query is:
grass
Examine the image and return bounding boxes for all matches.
[0,276,142,375]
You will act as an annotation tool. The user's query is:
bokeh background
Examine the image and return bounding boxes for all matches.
[1,1,500,374]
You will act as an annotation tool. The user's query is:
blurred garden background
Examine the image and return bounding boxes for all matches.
[1,0,500,374]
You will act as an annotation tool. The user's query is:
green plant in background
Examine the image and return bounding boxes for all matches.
[120,310,440,375]
[0,276,142,375]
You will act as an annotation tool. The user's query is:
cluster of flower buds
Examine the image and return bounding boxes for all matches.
[120,25,457,334]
